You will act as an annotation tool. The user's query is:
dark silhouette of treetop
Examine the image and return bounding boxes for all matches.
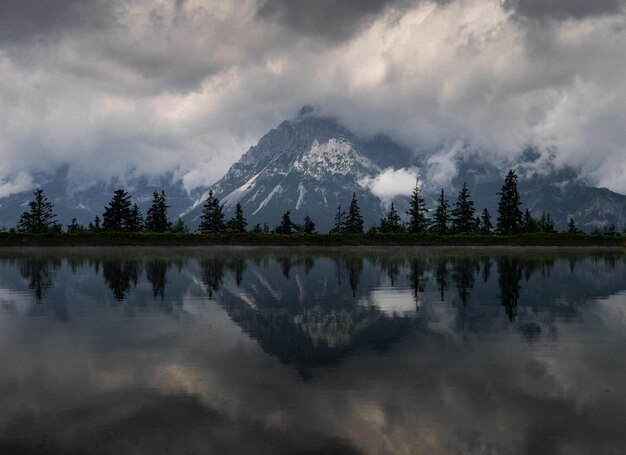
[345,193,364,234]
[102,189,133,231]
[407,179,428,233]
[451,182,475,233]
[497,169,524,234]
[199,190,226,234]
[18,189,58,233]
[145,191,172,233]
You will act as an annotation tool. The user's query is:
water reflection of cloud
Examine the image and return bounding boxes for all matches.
[0,252,625,454]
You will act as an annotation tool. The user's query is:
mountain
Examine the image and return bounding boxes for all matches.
[183,108,626,232]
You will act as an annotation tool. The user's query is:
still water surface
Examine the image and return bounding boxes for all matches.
[0,248,625,454]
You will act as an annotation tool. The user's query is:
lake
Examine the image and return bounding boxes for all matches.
[0,247,625,454]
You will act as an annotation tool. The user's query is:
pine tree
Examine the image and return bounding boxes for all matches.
[480,208,493,234]
[330,205,346,234]
[17,189,58,233]
[66,218,84,234]
[345,193,364,234]
[227,203,247,233]
[145,191,171,232]
[251,223,263,234]
[198,190,226,234]
[93,215,101,231]
[407,180,428,233]
[451,182,475,233]
[567,217,578,234]
[102,189,133,231]
[171,218,189,233]
[432,188,449,235]
[539,212,556,233]
[275,210,294,234]
[497,169,523,234]
[380,203,404,233]
[302,215,316,234]
[127,203,144,232]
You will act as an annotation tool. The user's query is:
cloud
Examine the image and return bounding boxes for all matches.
[504,0,626,21]
[0,0,626,198]
[360,167,418,203]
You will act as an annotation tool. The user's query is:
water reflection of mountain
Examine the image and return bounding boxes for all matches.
[1,251,625,367]
[199,255,416,371]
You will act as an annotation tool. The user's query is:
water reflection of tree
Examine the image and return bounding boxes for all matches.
[145,260,170,300]
[199,257,225,300]
[380,258,402,287]
[334,257,364,297]
[452,258,476,306]
[277,256,292,280]
[434,258,448,301]
[408,258,426,304]
[102,260,141,301]
[19,258,61,301]
[226,257,247,287]
[497,257,524,322]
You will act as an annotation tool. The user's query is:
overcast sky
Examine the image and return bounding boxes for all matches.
[1,0,626,196]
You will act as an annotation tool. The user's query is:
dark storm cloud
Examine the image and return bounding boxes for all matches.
[0,0,119,45]
[505,0,626,20]
[256,0,419,41]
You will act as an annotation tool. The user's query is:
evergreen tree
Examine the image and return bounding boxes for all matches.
[93,215,101,232]
[432,188,449,235]
[251,223,263,234]
[407,180,428,233]
[227,203,247,233]
[127,203,144,232]
[275,210,294,234]
[145,191,171,232]
[198,190,226,234]
[497,169,523,234]
[480,208,493,234]
[171,218,189,233]
[380,203,404,233]
[17,189,58,233]
[345,193,364,233]
[330,205,346,234]
[522,209,540,233]
[451,182,475,233]
[567,217,578,234]
[302,215,316,234]
[102,189,133,231]
[539,212,556,233]
[66,218,84,234]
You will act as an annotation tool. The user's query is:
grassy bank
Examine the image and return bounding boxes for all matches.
[0,232,624,247]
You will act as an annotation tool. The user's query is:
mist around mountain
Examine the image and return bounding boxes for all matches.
[1,107,625,233]
[182,108,626,232]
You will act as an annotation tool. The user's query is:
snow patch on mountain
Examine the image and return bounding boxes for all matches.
[296,182,307,210]
[254,184,284,215]
[221,171,262,208]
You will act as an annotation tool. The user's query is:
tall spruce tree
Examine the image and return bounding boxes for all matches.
[497,169,523,234]
[567,217,578,234]
[127,203,144,232]
[451,182,475,233]
[198,190,226,234]
[345,193,364,233]
[380,203,404,233]
[331,205,346,234]
[145,191,171,232]
[227,202,247,233]
[539,212,556,233]
[275,210,294,234]
[432,188,449,235]
[407,180,428,233]
[480,208,493,234]
[302,215,316,234]
[102,189,133,231]
[18,189,58,233]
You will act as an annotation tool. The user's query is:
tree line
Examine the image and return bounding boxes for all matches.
[11,169,617,235]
